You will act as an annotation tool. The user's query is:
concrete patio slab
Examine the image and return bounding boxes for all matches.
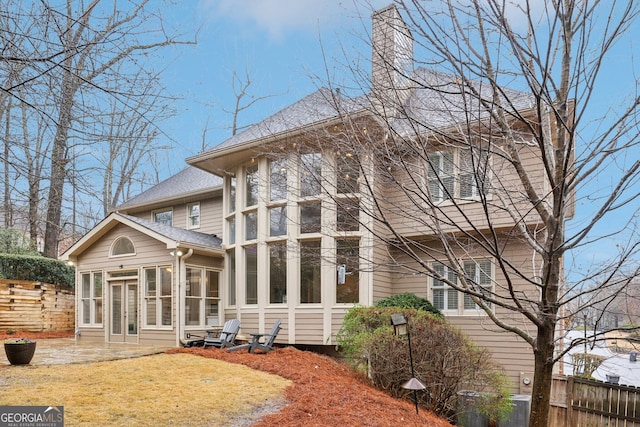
[2,338,172,366]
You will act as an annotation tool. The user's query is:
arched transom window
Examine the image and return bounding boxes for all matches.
[111,237,135,256]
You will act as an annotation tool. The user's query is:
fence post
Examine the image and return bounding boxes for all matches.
[566,376,574,427]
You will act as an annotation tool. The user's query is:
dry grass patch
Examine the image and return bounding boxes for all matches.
[0,353,290,426]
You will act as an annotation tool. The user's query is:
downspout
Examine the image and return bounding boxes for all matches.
[176,248,193,347]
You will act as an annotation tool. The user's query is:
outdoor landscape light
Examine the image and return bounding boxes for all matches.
[391,313,426,414]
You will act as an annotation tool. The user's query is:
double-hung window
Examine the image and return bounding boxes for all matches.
[187,203,200,229]
[427,148,488,202]
[80,272,103,325]
[462,260,493,309]
[144,266,172,327]
[432,259,493,314]
[432,263,458,311]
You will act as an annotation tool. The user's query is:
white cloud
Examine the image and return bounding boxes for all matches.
[201,0,389,41]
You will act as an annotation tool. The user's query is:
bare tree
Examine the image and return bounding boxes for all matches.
[0,0,193,256]
[287,2,640,426]
[222,67,285,137]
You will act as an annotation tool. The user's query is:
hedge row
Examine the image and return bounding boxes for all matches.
[0,254,75,288]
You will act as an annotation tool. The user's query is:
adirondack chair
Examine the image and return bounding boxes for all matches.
[203,318,240,349]
[227,319,282,353]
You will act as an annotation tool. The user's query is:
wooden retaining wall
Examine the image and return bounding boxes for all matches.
[0,279,74,331]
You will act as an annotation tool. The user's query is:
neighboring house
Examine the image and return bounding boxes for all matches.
[61,5,559,393]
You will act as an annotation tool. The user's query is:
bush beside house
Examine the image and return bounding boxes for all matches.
[336,302,512,423]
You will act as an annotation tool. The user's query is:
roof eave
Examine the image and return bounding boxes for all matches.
[187,108,370,175]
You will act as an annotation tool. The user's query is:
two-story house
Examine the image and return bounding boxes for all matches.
[61,5,558,393]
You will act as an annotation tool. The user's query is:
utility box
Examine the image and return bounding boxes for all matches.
[500,394,531,427]
[456,392,531,427]
[457,391,488,427]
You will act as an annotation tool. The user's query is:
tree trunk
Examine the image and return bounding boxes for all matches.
[529,321,556,427]
[43,84,74,258]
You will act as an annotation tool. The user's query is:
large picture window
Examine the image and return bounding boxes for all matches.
[337,152,360,194]
[80,272,103,325]
[300,240,321,303]
[144,266,172,327]
[300,152,321,197]
[270,158,288,201]
[246,164,259,207]
[269,242,287,304]
[245,245,258,304]
[336,239,359,303]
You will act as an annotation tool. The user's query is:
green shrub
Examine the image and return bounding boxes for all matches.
[0,254,74,288]
[374,292,443,318]
[336,306,512,422]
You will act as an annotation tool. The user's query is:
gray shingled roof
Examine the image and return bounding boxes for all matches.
[120,213,222,248]
[205,68,534,156]
[117,166,222,210]
[391,68,536,135]
[213,87,368,151]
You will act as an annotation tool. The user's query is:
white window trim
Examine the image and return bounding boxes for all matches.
[430,259,494,315]
[79,271,103,326]
[152,208,173,226]
[428,148,490,204]
[109,237,136,258]
[142,266,173,329]
[187,202,201,230]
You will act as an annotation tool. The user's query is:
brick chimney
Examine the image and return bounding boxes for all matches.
[371,4,413,117]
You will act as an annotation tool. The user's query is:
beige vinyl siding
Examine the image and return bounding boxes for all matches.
[76,225,178,345]
[294,312,324,344]
[78,224,175,270]
[330,310,350,344]
[76,329,104,343]
[371,235,394,303]
[198,197,223,236]
[378,141,547,238]
[389,238,538,392]
[238,312,259,338]
[264,313,287,344]
[137,330,177,346]
[448,316,533,393]
[123,195,223,236]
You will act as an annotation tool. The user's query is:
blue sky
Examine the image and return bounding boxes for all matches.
[152,1,639,282]
[159,0,387,173]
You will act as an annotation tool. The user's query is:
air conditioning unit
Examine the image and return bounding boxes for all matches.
[456,392,531,427]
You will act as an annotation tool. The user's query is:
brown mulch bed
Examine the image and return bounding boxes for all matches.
[171,346,452,426]
[1,331,451,426]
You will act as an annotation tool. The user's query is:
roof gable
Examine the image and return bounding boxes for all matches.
[60,212,222,260]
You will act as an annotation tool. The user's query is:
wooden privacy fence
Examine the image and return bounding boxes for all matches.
[550,375,640,426]
[0,279,74,331]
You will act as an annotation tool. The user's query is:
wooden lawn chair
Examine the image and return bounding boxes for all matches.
[227,319,281,353]
[203,318,240,349]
